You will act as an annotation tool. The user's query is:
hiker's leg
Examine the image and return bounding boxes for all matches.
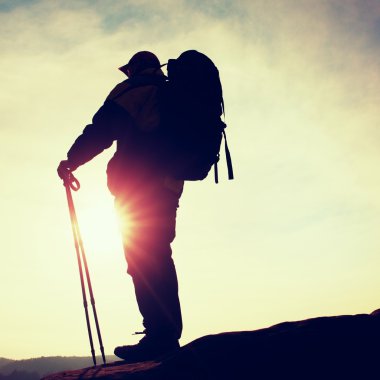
[130,250,182,340]
[116,190,182,341]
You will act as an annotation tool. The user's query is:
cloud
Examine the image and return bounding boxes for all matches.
[1,0,380,358]
[1,0,380,250]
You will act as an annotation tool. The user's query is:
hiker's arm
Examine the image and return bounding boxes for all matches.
[66,100,131,169]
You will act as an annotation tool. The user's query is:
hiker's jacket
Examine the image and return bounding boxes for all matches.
[67,68,184,196]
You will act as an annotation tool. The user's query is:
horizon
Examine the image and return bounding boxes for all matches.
[0,354,114,361]
[1,0,380,360]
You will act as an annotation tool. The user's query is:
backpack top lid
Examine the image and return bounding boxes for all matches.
[167,50,220,84]
[167,50,217,78]
[167,50,224,112]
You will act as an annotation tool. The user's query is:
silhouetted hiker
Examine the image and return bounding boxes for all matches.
[58,50,232,363]
[58,51,183,362]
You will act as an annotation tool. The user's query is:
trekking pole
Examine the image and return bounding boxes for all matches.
[62,172,106,366]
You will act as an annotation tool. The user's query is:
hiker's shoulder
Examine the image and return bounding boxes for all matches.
[106,79,131,101]
[106,70,165,102]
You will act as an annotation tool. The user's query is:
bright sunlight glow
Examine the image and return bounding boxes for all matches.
[77,198,122,255]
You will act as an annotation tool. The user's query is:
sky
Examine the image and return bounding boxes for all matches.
[1,0,380,360]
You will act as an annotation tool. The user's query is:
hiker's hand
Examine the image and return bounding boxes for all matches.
[58,160,80,190]
[57,160,76,181]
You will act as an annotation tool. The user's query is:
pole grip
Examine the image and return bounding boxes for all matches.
[63,172,80,191]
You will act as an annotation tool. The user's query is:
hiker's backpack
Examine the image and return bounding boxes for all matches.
[159,50,234,183]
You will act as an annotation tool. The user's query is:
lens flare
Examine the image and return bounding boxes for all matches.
[114,199,140,251]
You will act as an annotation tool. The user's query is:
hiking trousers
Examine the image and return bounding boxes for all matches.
[115,186,183,341]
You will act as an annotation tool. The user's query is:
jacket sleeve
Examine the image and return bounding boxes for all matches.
[67,100,132,169]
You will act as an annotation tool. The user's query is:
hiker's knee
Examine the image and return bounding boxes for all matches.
[124,246,174,278]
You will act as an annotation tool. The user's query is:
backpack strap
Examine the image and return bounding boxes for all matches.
[214,159,219,184]
[213,130,234,184]
[223,130,234,180]
[220,106,233,182]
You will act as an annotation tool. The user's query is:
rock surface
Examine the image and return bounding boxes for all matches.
[43,309,380,379]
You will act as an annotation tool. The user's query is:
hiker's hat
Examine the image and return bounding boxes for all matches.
[119,51,160,76]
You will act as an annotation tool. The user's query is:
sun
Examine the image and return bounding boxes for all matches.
[76,198,124,255]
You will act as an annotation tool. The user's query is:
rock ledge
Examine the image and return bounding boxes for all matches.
[43,310,380,379]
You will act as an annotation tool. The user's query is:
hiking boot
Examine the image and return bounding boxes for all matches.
[114,335,180,362]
